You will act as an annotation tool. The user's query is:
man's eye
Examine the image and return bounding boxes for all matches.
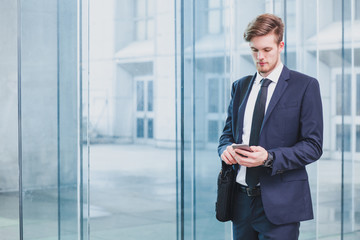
[252,49,258,52]
[264,49,271,52]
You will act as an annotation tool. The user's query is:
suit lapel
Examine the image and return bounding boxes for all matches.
[262,66,290,128]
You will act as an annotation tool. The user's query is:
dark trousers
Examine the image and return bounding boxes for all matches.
[232,184,300,240]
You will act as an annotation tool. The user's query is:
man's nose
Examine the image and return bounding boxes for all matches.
[257,51,264,59]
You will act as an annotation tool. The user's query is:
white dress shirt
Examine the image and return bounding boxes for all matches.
[236,63,284,185]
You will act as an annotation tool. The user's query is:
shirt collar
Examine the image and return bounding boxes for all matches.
[255,62,284,84]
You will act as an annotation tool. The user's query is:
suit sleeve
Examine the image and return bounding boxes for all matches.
[218,81,237,157]
[270,78,323,175]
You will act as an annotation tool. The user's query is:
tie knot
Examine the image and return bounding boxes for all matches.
[261,78,272,88]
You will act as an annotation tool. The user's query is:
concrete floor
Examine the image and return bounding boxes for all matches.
[1,144,360,239]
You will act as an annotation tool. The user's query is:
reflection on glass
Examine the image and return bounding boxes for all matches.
[137,81,145,111]
[136,20,146,40]
[134,0,154,40]
[221,78,230,113]
[147,0,155,16]
[137,118,145,138]
[148,81,153,111]
[336,74,351,116]
[135,0,146,17]
[0,1,19,239]
[356,126,360,152]
[333,0,351,21]
[208,78,219,113]
[148,118,153,139]
[337,124,351,152]
[7,0,356,239]
[208,0,221,8]
[206,0,223,34]
[208,120,219,142]
[357,74,360,115]
[147,19,154,40]
[208,11,221,34]
[89,2,176,238]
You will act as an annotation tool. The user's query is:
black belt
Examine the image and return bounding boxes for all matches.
[236,184,261,197]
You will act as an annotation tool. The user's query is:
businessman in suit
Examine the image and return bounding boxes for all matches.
[218,14,323,240]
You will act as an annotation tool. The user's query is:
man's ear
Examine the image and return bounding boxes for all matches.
[279,41,285,51]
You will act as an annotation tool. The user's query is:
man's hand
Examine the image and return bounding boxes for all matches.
[220,144,240,165]
[232,145,268,167]
[221,144,269,167]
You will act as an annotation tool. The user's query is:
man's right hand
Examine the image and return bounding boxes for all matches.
[220,144,239,165]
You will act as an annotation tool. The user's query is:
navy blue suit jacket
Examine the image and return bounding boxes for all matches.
[218,66,323,225]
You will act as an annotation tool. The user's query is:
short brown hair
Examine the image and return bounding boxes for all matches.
[243,13,284,44]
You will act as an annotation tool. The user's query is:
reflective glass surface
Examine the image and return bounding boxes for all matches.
[0,0,360,239]
[0,0,19,239]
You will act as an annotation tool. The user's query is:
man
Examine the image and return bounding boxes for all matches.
[218,14,323,240]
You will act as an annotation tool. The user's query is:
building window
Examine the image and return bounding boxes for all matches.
[148,118,154,139]
[208,78,219,113]
[147,80,153,111]
[137,118,145,138]
[137,81,145,111]
[206,0,223,34]
[356,0,360,20]
[135,78,154,141]
[333,0,351,22]
[336,74,351,116]
[357,74,360,115]
[336,124,351,152]
[134,0,154,41]
[208,120,219,142]
[334,71,360,153]
[206,76,230,143]
[356,125,360,152]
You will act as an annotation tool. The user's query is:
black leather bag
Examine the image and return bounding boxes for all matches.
[215,161,236,222]
[215,76,252,222]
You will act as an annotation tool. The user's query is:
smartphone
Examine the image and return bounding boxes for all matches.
[232,144,252,152]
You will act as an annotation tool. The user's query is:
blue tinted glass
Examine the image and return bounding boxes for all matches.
[148,118,153,138]
[137,81,145,111]
[208,120,219,142]
[357,74,360,115]
[137,118,144,138]
[148,81,153,111]
[357,125,360,152]
[336,74,351,116]
[337,124,351,151]
[208,78,219,113]
[0,0,19,238]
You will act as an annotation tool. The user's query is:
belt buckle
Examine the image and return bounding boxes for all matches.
[246,187,253,197]
[246,187,258,197]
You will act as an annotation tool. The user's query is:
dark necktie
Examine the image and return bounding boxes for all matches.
[246,78,272,187]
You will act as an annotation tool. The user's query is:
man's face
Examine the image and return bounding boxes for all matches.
[249,33,284,77]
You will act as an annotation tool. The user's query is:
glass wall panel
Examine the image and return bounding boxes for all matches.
[1,0,359,239]
[343,0,360,238]
[19,0,85,239]
[58,0,86,239]
[88,0,176,239]
[183,0,233,239]
[0,1,20,239]
[20,1,59,238]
